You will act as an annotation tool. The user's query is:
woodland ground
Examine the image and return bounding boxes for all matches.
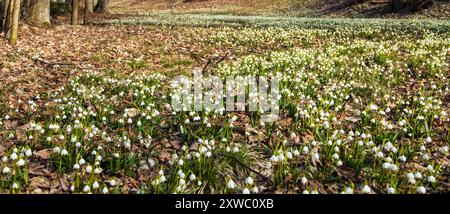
[0,0,448,194]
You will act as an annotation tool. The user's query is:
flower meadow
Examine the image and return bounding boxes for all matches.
[0,18,449,194]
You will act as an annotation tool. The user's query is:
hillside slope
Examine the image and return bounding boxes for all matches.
[108,0,449,18]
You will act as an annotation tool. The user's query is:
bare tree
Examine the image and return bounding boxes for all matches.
[9,0,20,45]
[71,0,78,25]
[26,0,50,26]
[83,0,92,25]
[94,0,108,13]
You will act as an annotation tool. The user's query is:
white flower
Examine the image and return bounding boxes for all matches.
[270,155,279,162]
[16,159,25,167]
[301,177,308,185]
[2,167,10,174]
[79,159,86,165]
[414,172,422,179]
[73,164,80,170]
[94,168,102,174]
[242,188,250,194]
[92,182,100,189]
[302,190,310,194]
[83,185,91,193]
[25,149,32,157]
[179,179,186,186]
[12,182,19,189]
[190,174,196,181]
[399,155,406,162]
[227,180,236,189]
[86,165,93,174]
[425,137,432,143]
[427,176,436,183]
[245,177,254,185]
[178,159,184,166]
[440,146,448,155]
[61,149,68,156]
[102,187,109,194]
[362,185,371,194]
[233,147,239,153]
[109,180,116,186]
[53,147,61,153]
[293,150,300,156]
[10,153,18,160]
[252,187,259,194]
[407,173,416,184]
[387,187,395,194]
[416,186,426,194]
[205,151,212,157]
[336,160,343,166]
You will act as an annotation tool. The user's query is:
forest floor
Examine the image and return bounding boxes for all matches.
[0,1,449,194]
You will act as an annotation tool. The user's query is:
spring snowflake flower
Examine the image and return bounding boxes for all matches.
[12,183,19,189]
[407,173,416,184]
[301,177,308,185]
[109,180,116,186]
[25,149,32,157]
[242,188,250,194]
[414,172,422,179]
[61,149,68,156]
[16,159,25,167]
[362,185,371,194]
[86,165,93,174]
[3,167,10,174]
[227,180,236,189]
[93,182,100,189]
[293,150,300,156]
[190,174,196,181]
[73,164,80,170]
[440,146,448,155]
[83,185,91,193]
[286,152,293,159]
[427,176,436,183]
[53,147,61,154]
[387,187,395,194]
[178,159,184,166]
[246,177,254,185]
[302,146,309,154]
[10,153,18,160]
[399,155,406,162]
[94,168,102,174]
[302,190,310,194]
[102,187,109,194]
[233,147,239,153]
[416,186,426,194]
[425,137,432,143]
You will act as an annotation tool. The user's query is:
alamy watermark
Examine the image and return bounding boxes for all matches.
[170,68,280,122]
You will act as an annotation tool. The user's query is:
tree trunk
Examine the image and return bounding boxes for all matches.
[0,0,4,32]
[71,0,78,25]
[83,0,92,25]
[26,0,50,26]
[8,0,19,45]
[94,0,108,13]
[3,0,12,37]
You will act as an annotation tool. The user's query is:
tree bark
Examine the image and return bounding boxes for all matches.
[26,0,50,26]
[8,0,19,45]
[71,0,78,25]
[0,0,4,32]
[83,0,92,25]
[94,0,108,13]
[3,0,12,37]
